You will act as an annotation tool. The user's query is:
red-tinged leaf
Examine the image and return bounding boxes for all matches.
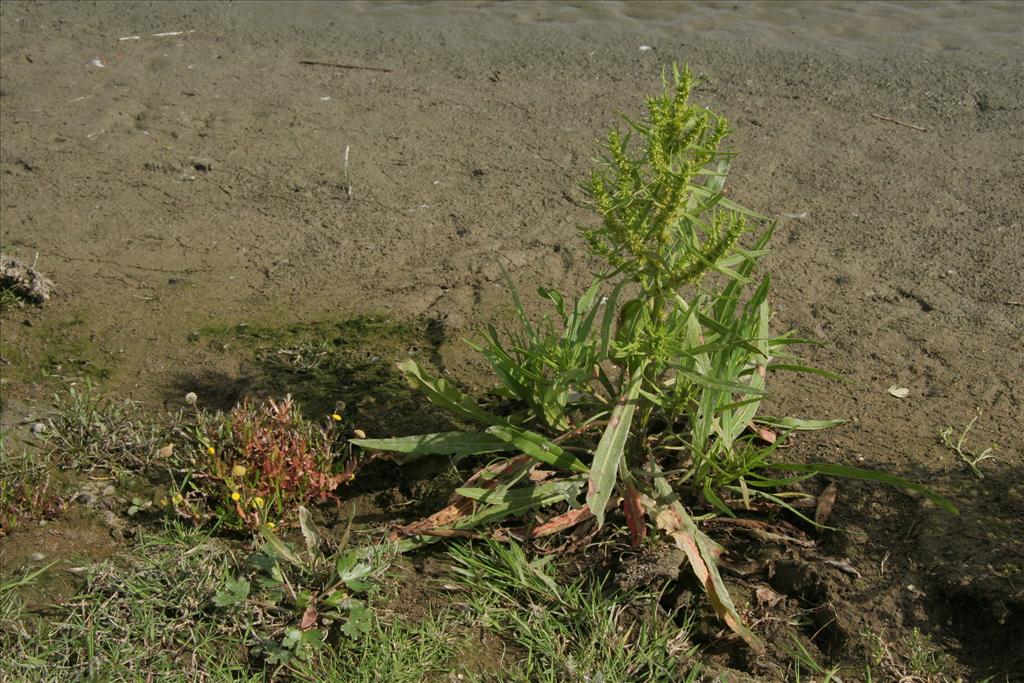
[300,603,318,630]
[643,488,764,653]
[390,500,473,541]
[622,480,647,548]
[526,505,595,538]
[751,424,777,444]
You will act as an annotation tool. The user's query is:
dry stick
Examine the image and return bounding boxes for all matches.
[299,60,393,73]
[870,113,928,132]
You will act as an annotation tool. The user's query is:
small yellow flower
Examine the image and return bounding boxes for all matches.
[171,493,184,505]
[331,413,342,422]
[206,446,216,456]
[253,496,265,509]
[266,522,276,530]
[159,497,168,506]
[230,464,247,477]
[230,492,241,502]
[352,428,366,439]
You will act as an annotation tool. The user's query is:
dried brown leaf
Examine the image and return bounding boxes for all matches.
[815,482,838,526]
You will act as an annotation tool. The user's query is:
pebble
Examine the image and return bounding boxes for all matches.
[31,422,46,434]
[28,552,46,562]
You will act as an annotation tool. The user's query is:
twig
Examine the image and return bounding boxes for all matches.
[343,145,352,198]
[299,60,392,73]
[870,113,927,132]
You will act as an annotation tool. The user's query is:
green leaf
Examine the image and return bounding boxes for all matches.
[340,600,373,639]
[297,506,322,559]
[261,526,304,568]
[335,550,374,592]
[587,363,646,527]
[764,363,847,383]
[755,416,846,431]
[673,367,768,396]
[453,477,585,528]
[486,425,589,474]
[599,281,626,359]
[702,480,736,517]
[350,432,515,458]
[398,359,503,426]
[213,576,250,607]
[762,462,958,514]
[0,560,58,594]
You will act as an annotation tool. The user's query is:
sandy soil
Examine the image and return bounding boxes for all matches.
[2,1,1022,678]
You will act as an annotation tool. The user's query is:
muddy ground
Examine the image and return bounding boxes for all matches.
[2,1,1022,679]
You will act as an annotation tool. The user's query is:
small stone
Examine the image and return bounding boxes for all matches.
[28,552,46,562]
[31,422,47,434]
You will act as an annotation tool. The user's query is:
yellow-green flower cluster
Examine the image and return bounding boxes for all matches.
[581,64,744,295]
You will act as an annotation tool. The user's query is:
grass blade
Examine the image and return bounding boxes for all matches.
[763,462,958,514]
[755,416,846,431]
[351,432,516,457]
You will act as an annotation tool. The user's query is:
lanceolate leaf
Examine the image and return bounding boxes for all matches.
[350,432,515,457]
[754,416,846,431]
[397,359,503,426]
[763,462,958,515]
[297,506,322,559]
[261,526,304,568]
[647,462,764,653]
[487,425,589,474]
[587,364,646,527]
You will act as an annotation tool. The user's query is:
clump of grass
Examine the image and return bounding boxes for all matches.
[786,634,845,682]
[0,285,27,312]
[0,523,251,680]
[448,539,699,682]
[0,432,65,534]
[862,627,956,683]
[287,611,467,682]
[43,383,162,474]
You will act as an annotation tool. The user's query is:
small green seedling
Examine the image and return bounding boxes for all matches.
[940,409,997,479]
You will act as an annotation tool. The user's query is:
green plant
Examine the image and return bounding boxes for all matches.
[353,65,955,649]
[862,627,956,682]
[182,396,357,530]
[786,634,845,682]
[0,523,250,680]
[215,506,385,673]
[0,285,27,311]
[43,383,162,473]
[0,432,65,534]
[939,409,997,479]
[449,539,699,682]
